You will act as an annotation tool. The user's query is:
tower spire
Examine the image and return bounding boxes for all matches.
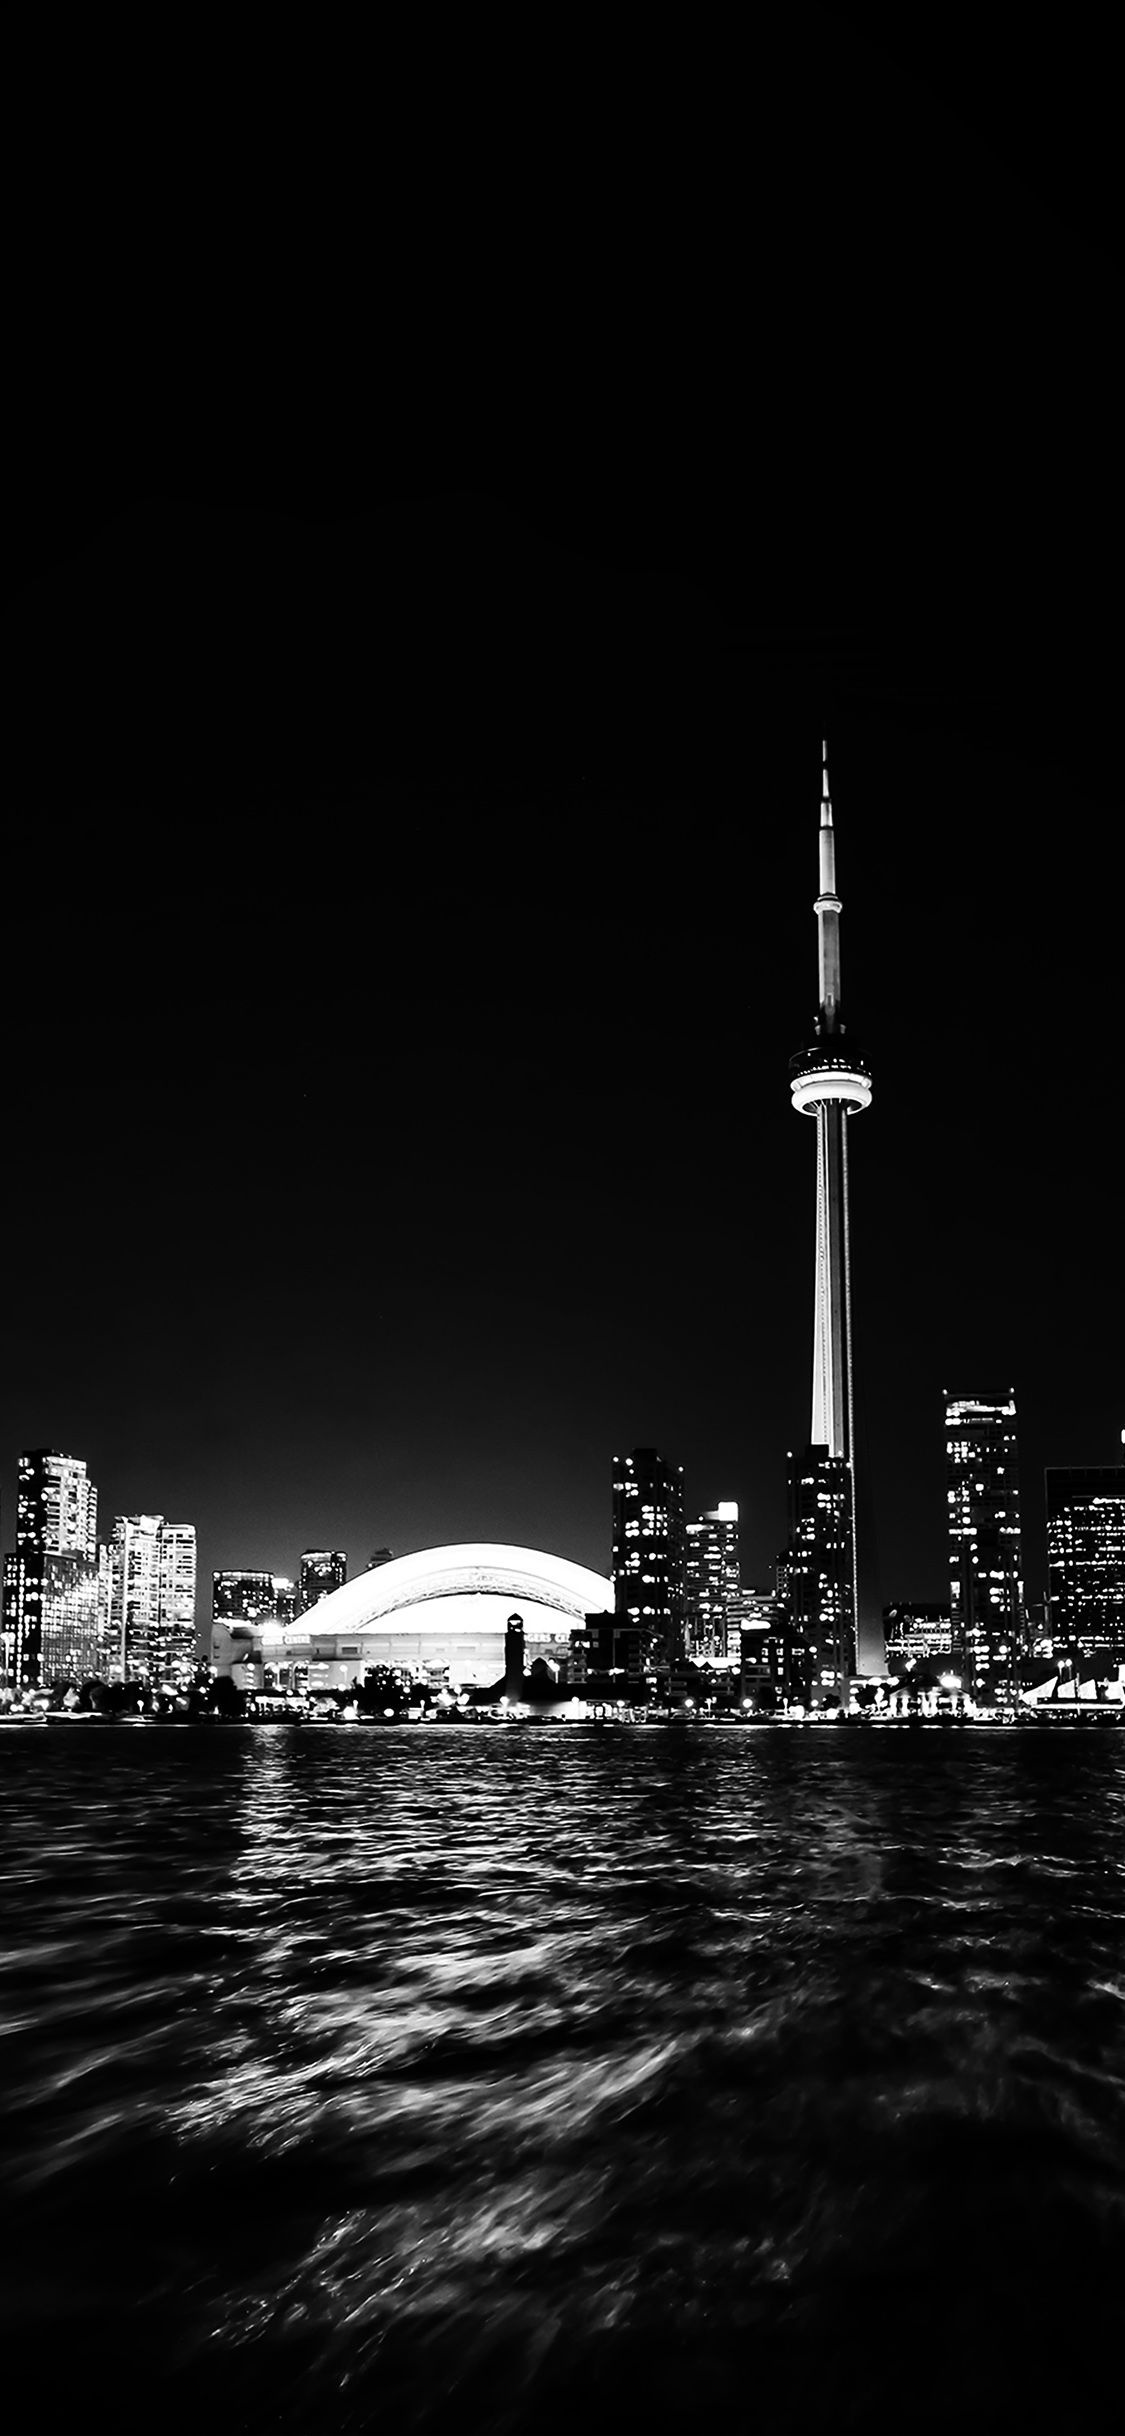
[788,746,874,1705]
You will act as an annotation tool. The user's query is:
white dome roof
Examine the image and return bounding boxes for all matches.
[287,1542,612,1641]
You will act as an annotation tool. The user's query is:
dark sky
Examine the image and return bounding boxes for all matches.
[6,12,1120,1624]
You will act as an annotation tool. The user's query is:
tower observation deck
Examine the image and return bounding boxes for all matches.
[787,745,872,1702]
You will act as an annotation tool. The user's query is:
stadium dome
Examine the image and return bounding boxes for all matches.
[216,1543,614,1691]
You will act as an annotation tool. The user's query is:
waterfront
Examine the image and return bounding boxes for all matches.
[2,1726,1123,2432]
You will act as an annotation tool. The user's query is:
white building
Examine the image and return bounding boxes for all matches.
[212,1542,614,1694]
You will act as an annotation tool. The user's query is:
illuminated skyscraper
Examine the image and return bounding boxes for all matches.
[212,1570,277,1624]
[300,1549,348,1612]
[611,1447,685,1679]
[2,1449,98,1689]
[1045,1450,1125,1666]
[101,1515,198,1683]
[782,1446,852,1706]
[684,1502,740,1658]
[945,1392,1023,1689]
[154,1523,198,1683]
[786,746,873,1702]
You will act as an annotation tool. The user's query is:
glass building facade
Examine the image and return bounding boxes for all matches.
[1045,1462,1125,1665]
[2,1449,98,1689]
[611,1447,685,1679]
[684,1503,741,1659]
[945,1392,1023,1691]
[782,1445,854,1706]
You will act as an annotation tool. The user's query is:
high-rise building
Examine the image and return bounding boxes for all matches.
[300,1549,347,1611]
[2,1449,98,1689]
[785,746,873,1702]
[684,1503,740,1658]
[945,1392,1023,1690]
[1045,1453,1125,1666]
[154,1523,198,1683]
[611,1447,685,1679]
[273,1576,300,1626]
[782,1447,853,1706]
[212,1570,277,1624]
[101,1516,198,1683]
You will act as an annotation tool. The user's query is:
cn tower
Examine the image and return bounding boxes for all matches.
[788,745,872,1703]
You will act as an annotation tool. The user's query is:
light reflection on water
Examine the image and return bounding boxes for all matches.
[1,1724,1124,2432]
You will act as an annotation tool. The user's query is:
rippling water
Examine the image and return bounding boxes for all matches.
[2,1722,1123,2432]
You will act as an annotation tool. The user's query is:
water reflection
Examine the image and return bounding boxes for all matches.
[1,1726,1123,2431]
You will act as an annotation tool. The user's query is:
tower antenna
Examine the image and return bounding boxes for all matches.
[788,746,873,1708]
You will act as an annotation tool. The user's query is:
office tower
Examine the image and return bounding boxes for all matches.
[684,1503,741,1658]
[945,1392,1023,1690]
[300,1549,347,1611]
[1046,1451,1125,1666]
[366,1547,394,1571]
[786,746,873,1701]
[2,1449,98,1689]
[212,1570,278,1624]
[782,1446,853,1706]
[612,1447,685,1679]
[100,1515,197,1683]
[155,1523,198,1684]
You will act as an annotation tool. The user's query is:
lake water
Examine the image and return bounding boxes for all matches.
[2,1721,1123,2433]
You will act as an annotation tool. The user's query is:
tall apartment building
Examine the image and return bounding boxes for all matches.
[2,1449,98,1689]
[1046,1453,1125,1665]
[611,1447,685,1678]
[684,1503,740,1659]
[945,1391,1023,1690]
[101,1516,198,1683]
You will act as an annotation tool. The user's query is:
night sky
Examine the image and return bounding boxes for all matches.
[6,14,1119,1634]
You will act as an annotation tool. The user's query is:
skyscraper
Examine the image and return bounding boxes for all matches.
[945,1392,1023,1691]
[102,1515,198,1684]
[300,1549,348,1611]
[212,1570,277,1625]
[611,1447,685,1680]
[782,1447,853,1706]
[2,1449,98,1689]
[684,1502,740,1659]
[1045,1451,1125,1667]
[154,1523,198,1683]
[785,746,872,1702]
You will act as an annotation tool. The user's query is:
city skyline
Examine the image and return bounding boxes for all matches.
[3,727,1118,1621]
